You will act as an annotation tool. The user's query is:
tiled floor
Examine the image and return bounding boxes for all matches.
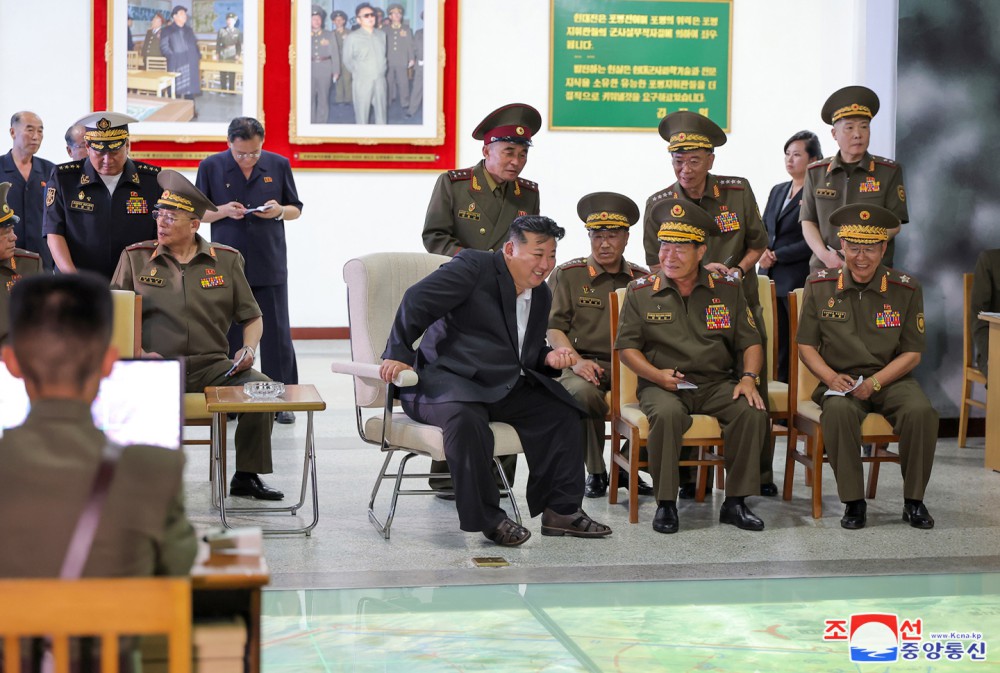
[181,340,1000,670]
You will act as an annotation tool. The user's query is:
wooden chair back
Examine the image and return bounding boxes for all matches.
[964,273,978,371]
[110,290,142,359]
[788,288,819,414]
[0,577,191,673]
[757,276,779,380]
[146,56,167,71]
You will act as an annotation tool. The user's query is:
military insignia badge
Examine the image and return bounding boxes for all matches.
[79,175,91,185]
[713,184,720,199]
[715,210,740,233]
[898,185,906,202]
[817,269,828,278]
[582,285,594,294]
[468,203,475,211]
[46,187,55,207]
[917,312,925,334]
[150,267,157,277]
[828,296,835,308]
[705,303,731,330]
[875,304,901,328]
[746,307,756,329]
[578,297,602,308]
[263,177,273,183]
[138,275,164,286]
[201,274,226,288]
[671,204,685,217]
[518,210,527,216]
[126,195,148,215]
[859,176,880,193]
[859,210,871,220]
[78,191,85,200]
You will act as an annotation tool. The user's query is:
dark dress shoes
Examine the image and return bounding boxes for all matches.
[678,482,697,500]
[275,411,296,424]
[585,472,609,498]
[230,472,284,500]
[760,482,778,497]
[840,500,867,529]
[902,500,934,529]
[652,502,679,534]
[719,500,764,531]
[617,467,654,496]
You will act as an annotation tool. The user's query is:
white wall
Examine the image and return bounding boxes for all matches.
[0,0,897,327]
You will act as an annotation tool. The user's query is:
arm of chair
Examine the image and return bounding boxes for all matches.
[330,360,419,387]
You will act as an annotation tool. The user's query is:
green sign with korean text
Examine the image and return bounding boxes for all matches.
[550,0,732,131]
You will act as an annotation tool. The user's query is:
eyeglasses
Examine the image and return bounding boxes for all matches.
[590,231,625,243]
[152,210,191,225]
[233,151,261,160]
[844,243,882,257]
[359,12,375,17]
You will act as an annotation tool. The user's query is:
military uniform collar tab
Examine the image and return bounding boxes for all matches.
[831,151,874,172]
[124,159,141,185]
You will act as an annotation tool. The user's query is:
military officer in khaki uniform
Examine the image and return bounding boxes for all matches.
[421,103,541,496]
[617,199,768,534]
[547,192,652,499]
[0,182,43,344]
[423,103,541,256]
[797,204,936,530]
[801,86,908,271]
[111,170,283,501]
[310,5,341,123]
[386,4,415,109]
[971,249,1000,376]
[332,10,352,104]
[641,111,776,496]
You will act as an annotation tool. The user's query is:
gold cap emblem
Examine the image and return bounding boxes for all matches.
[859,210,870,220]
[97,117,111,131]
[515,126,524,135]
[671,204,685,217]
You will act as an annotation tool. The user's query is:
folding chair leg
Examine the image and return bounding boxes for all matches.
[367,450,398,539]
[959,377,973,448]
[494,456,522,525]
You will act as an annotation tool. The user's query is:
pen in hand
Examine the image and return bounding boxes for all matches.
[826,245,845,261]
[225,349,248,377]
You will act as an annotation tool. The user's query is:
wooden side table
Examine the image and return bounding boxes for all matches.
[192,556,270,673]
[205,384,326,535]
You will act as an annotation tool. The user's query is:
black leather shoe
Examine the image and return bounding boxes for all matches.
[652,502,679,534]
[434,492,456,501]
[585,472,609,498]
[678,482,697,500]
[840,500,867,529]
[719,501,764,531]
[760,482,778,497]
[275,411,296,424]
[617,467,654,496]
[902,501,934,529]
[230,473,284,500]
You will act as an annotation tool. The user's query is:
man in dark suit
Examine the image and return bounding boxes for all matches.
[380,216,612,546]
[759,130,823,382]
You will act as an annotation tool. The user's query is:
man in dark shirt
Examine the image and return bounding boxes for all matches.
[0,111,55,269]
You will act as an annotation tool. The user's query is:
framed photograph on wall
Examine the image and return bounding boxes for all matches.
[98,0,263,143]
[290,0,443,144]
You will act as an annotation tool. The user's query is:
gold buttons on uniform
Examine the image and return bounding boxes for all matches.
[479,227,486,235]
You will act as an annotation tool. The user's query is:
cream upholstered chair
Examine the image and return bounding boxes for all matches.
[330,253,524,540]
[607,288,726,524]
[757,276,789,458]
[959,273,987,447]
[782,288,900,518]
[0,577,191,673]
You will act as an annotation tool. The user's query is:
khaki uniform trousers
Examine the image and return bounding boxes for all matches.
[186,355,275,474]
[815,377,937,502]
[557,363,611,475]
[639,380,767,500]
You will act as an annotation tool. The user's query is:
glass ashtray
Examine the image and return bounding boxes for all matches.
[244,381,285,399]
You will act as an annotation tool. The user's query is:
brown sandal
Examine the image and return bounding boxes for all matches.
[541,508,612,537]
[486,517,531,546]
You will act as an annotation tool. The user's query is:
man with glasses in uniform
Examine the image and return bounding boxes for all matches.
[43,112,160,279]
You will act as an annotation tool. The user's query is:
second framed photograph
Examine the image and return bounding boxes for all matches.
[108,0,263,141]
[290,0,443,144]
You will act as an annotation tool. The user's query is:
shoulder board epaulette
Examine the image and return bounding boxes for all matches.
[646,187,679,205]
[715,176,747,190]
[516,177,538,192]
[135,162,161,173]
[12,250,41,261]
[807,270,839,283]
[807,157,833,170]
[125,241,157,251]
[630,274,657,291]
[447,168,472,182]
[210,242,239,253]
[872,155,898,168]
[627,261,649,274]
[556,257,587,270]
[886,269,917,289]
[57,161,82,172]
[709,271,737,287]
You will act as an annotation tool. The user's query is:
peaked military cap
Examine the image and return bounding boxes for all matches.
[332,9,347,20]
[226,11,237,19]
[387,3,404,13]
[830,203,896,244]
[155,170,218,219]
[0,183,19,228]
[75,111,138,152]
[658,111,727,152]
[472,103,542,146]
[651,198,718,244]
[577,192,639,230]
[312,4,326,22]
[821,85,880,125]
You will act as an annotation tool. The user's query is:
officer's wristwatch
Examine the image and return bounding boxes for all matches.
[870,376,882,392]
[741,371,760,386]
[274,206,284,221]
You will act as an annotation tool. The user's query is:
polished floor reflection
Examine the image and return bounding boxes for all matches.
[261,573,1000,672]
